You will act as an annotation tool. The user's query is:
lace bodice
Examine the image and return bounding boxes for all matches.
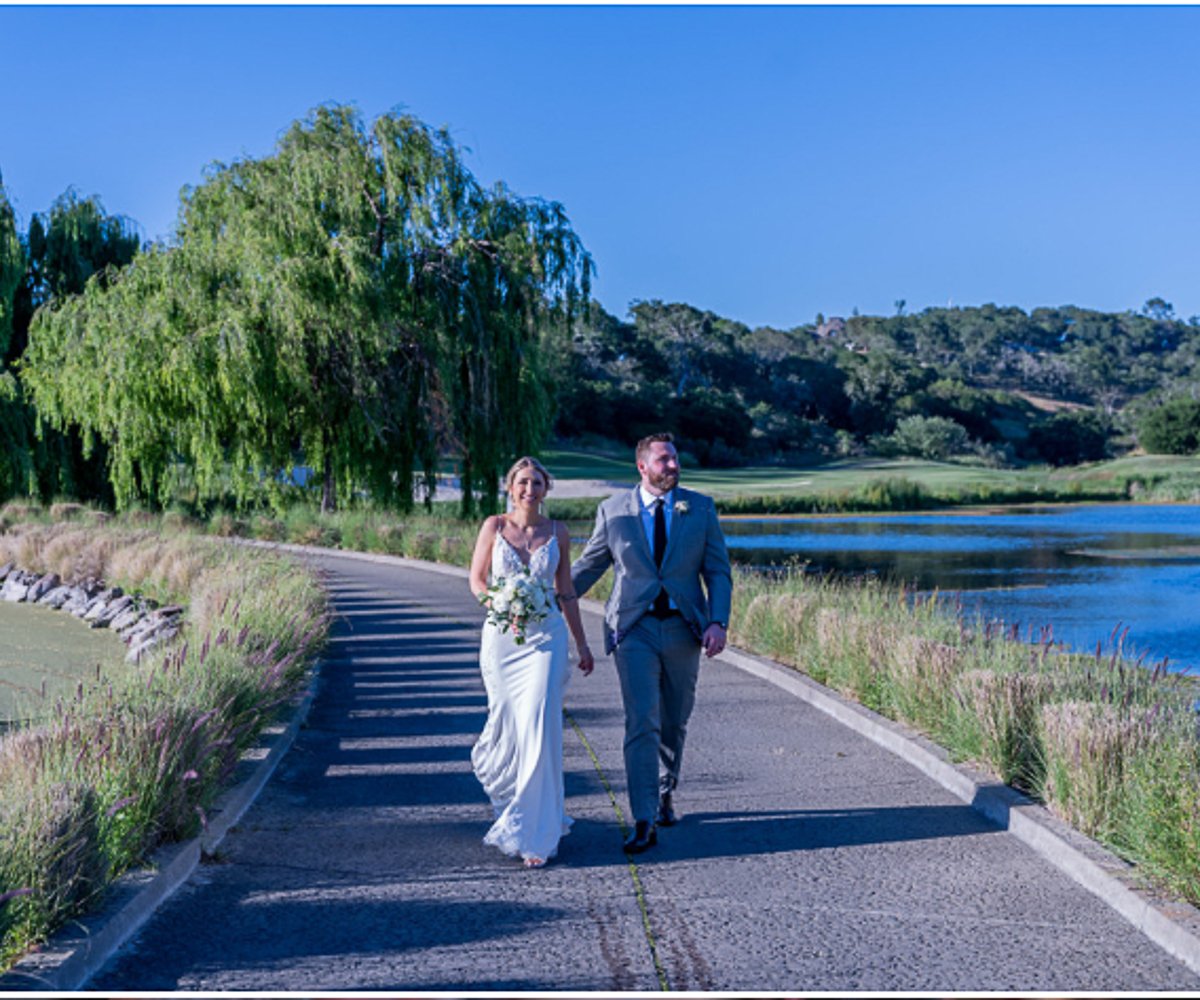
[492,531,560,588]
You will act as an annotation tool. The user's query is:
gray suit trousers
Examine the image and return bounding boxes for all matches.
[613,613,702,823]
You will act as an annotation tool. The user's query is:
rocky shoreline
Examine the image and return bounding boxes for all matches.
[0,562,183,663]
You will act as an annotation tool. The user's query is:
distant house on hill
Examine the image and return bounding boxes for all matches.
[814,316,846,339]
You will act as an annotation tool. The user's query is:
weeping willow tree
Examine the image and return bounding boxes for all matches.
[0,185,141,503]
[23,105,592,515]
[0,177,32,499]
[22,191,141,502]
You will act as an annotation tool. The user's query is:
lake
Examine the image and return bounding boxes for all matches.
[0,599,124,724]
[723,503,1200,673]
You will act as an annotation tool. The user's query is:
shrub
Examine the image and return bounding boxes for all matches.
[249,515,286,542]
[1028,410,1112,466]
[884,415,971,460]
[855,477,929,511]
[731,592,814,668]
[1137,397,1200,456]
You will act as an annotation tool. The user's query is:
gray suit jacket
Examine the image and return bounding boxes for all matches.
[571,485,733,655]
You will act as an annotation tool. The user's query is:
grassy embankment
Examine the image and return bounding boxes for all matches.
[0,503,328,969]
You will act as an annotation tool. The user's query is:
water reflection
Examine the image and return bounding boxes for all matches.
[723,504,1200,672]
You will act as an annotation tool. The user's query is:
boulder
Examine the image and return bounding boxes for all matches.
[90,594,134,629]
[110,605,144,633]
[60,588,91,615]
[0,560,185,664]
[126,631,161,663]
[1,574,31,603]
[74,579,103,602]
[37,585,75,609]
[121,617,156,642]
[77,587,117,619]
[126,617,184,662]
[83,598,112,623]
[27,573,61,603]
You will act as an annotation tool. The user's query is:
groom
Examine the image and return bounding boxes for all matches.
[572,432,732,854]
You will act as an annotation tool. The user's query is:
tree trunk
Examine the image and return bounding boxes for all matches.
[321,452,337,514]
[459,456,474,520]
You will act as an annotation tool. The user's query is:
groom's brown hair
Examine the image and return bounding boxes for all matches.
[635,432,675,464]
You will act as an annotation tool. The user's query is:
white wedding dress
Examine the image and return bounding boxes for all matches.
[471,532,573,862]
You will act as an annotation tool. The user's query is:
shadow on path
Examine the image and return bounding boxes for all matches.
[551,804,998,868]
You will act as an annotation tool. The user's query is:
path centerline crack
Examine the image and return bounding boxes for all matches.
[567,710,670,992]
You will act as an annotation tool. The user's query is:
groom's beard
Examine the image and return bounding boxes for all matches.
[648,469,679,492]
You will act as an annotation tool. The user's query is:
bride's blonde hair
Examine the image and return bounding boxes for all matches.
[504,456,553,494]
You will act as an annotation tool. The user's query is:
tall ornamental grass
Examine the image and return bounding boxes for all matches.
[204,505,481,567]
[0,506,327,968]
[1109,716,1200,901]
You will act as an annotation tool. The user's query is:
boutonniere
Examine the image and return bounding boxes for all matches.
[674,500,689,515]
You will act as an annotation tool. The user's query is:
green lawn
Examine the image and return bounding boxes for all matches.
[537,449,1200,505]
[1051,453,1200,481]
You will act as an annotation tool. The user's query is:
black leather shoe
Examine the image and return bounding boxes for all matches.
[623,820,657,854]
[656,792,678,827]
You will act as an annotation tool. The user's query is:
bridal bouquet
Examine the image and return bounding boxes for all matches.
[481,568,554,645]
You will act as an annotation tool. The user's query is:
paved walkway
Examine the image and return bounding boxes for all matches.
[88,551,1200,992]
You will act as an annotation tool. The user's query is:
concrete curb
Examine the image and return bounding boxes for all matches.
[7,539,1200,986]
[0,609,324,992]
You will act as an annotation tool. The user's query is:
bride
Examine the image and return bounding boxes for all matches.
[468,456,595,868]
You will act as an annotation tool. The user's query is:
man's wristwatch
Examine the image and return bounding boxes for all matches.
[712,621,727,630]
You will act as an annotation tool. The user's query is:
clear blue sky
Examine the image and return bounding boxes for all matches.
[2,4,1199,329]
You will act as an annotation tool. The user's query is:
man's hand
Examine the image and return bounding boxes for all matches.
[702,623,726,658]
[577,648,595,676]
